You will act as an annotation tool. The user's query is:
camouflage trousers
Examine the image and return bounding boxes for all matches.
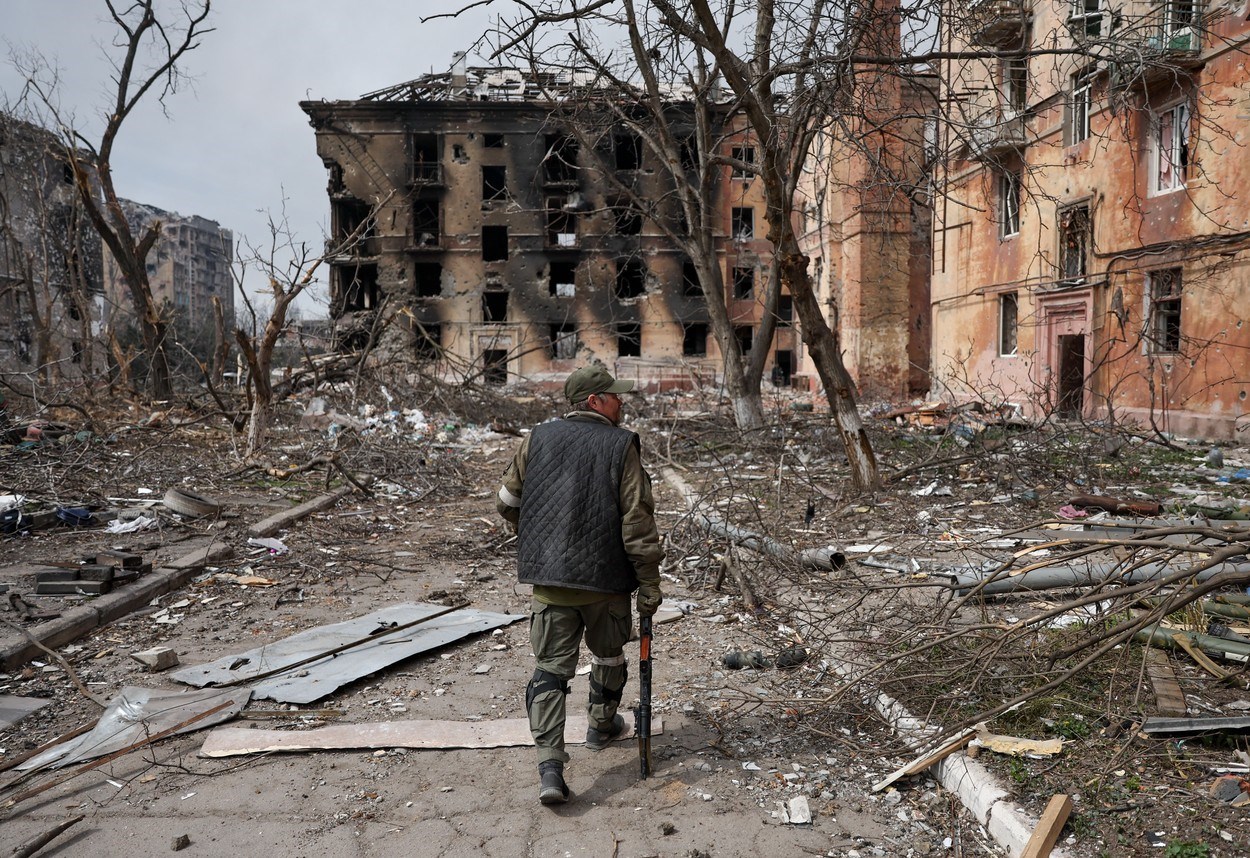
[526,596,631,765]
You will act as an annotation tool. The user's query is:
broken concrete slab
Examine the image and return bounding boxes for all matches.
[169,603,524,704]
[0,694,49,730]
[131,646,180,670]
[247,486,353,538]
[199,710,662,757]
[18,686,250,771]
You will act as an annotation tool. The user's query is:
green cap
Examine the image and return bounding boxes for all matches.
[564,365,634,403]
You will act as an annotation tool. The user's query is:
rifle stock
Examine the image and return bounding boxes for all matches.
[637,614,652,779]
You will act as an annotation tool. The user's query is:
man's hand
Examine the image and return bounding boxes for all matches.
[636,583,662,617]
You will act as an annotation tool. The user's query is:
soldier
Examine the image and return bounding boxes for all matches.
[496,364,664,804]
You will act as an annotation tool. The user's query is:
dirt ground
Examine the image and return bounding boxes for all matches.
[2,381,1248,857]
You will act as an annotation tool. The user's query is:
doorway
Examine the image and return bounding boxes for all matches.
[1057,334,1085,418]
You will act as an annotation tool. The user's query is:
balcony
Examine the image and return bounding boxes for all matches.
[409,161,444,187]
[966,109,1027,161]
[967,0,1031,47]
[1115,3,1204,86]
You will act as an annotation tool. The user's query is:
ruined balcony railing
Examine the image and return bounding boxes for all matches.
[1109,3,1204,87]
[409,161,444,186]
[965,109,1028,161]
[966,0,1031,46]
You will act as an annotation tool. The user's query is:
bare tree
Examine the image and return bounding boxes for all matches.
[15,0,213,399]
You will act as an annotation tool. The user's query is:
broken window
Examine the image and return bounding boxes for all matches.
[613,203,643,236]
[1068,69,1094,145]
[733,266,755,300]
[682,322,708,356]
[336,263,381,313]
[1069,0,1102,37]
[482,165,507,201]
[1003,56,1027,114]
[482,349,508,385]
[1058,205,1090,286]
[735,325,754,355]
[482,226,508,262]
[730,146,756,178]
[732,207,754,240]
[414,262,442,297]
[411,133,440,183]
[1153,101,1190,194]
[71,341,83,364]
[333,198,374,246]
[413,200,440,247]
[414,322,441,359]
[482,290,509,323]
[543,134,579,183]
[549,323,579,360]
[682,261,702,297]
[777,294,793,326]
[999,292,1019,356]
[549,261,577,297]
[546,199,577,247]
[679,136,698,172]
[773,350,794,385]
[616,322,641,356]
[999,169,1021,238]
[1147,268,1183,353]
[615,258,646,299]
[483,133,505,149]
[614,133,642,170]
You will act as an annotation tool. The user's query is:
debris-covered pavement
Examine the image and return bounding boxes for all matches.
[2,377,1248,857]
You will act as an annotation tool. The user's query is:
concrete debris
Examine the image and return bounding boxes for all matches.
[131,646,180,670]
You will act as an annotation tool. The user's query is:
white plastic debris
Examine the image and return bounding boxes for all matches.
[106,515,158,534]
[247,537,289,555]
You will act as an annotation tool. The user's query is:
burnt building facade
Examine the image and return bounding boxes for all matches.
[0,114,105,380]
[933,0,1250,438]
[300,65,787,390]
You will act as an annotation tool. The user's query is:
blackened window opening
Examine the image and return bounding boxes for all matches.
[549,322,578,360]
[411,134,439,182]
[733,266,755,299]
[482,349,508,385]
[614,204,643,235]
[546,200,576,247]
[777,294,793,325]
[735,325,753,355]
[682,261,702,296]
[549,261,576,296]
[338,263,380,312]
[615,258,646,299]
[615,133,642,170]
[732,207,754,240]
[413,201,440,247]
[482,290,509,323]
[482,225,509,261]
[334,198,374,246]
[544,134,579,183]
[682,322,708,356]
[483,133,505,148]
[414,262,442,297]
[616,322,641,356]
[482,166,507,201]
[414,322,441,358]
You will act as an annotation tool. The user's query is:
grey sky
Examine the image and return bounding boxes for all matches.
[1,1,500,318]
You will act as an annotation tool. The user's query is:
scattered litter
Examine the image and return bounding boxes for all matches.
[247,537,289,555]
[1056,505,1087,519]
[776,796,812,824]
[200,711,662,757]
[105,515,159,534]
[970,727,1064,758]
[912,481,952,497]
[1209,775,1250,806]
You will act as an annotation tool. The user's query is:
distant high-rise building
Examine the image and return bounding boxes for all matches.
[103,200,233,338]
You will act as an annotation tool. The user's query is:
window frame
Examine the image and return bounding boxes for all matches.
[1003,56,1028,115]
[1145,267,1183,354]
[730,145,756,178]
[1068,69,1094,145]
[731,207,755,240]
[1058,204,1091,287]
[1151,100,1191,196]
[999,169,1022,238]
[999,292,1019,357]
[1070,0,1103,37]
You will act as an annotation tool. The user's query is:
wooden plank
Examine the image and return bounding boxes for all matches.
[1021,793,1072,858]
[871,727,977,792]
[1144,649,1187,716]
[200,712,663,757]
[1171,632,1233,680]
[247,486,353,537]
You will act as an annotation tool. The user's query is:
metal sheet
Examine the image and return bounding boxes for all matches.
[0,694,48,730]
[169,603,524,704]
[18,686,249,771]
[199,711,662,757]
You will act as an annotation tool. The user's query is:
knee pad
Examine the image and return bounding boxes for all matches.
[526,669,570,711]
[589,665,628,705]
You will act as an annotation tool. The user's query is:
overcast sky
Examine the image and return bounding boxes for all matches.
[1,1,501,318]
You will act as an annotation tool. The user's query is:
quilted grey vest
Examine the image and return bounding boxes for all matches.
[516,417,639,594]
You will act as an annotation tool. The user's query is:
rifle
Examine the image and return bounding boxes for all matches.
[637,614,653,779]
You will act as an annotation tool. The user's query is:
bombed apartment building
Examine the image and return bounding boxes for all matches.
[102,201,234,344]
[300,62,784,389]
[0,113,106,380]
[932,0,1250,439]
[795,2,936,401]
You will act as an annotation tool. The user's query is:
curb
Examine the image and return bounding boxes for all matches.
[859,673,1071,858]
[1,487,356,671]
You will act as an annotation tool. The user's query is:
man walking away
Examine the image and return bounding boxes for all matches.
[496,364,664,805]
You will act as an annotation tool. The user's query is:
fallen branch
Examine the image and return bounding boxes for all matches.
[0,618,107,708]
